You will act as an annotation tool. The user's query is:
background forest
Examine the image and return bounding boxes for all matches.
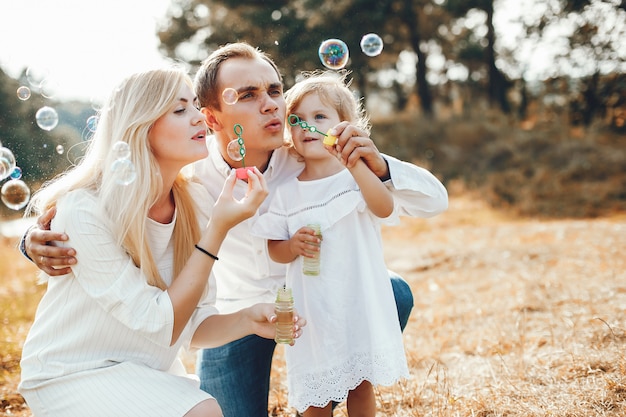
[1,0,625,218]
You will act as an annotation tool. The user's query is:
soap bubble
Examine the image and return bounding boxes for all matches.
[36,106,59,131]
[360,33,384,57]
[10,166,22,180]
[56,144,65,155]
[86,115,99,132]
[26,65,50,88]
[226,139,245,161]
[112,141,131,160]
[0,147,17,181]
[111,158,137,186]
[17,86,31,101]
[318,39,349,70]
[222,88,239,105]
[41,78,61,99]
[1,179,31,210]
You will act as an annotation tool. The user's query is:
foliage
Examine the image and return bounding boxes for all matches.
[0,69,89,219]
[157,0,626,124]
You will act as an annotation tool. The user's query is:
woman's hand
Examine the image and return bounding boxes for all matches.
[248,303,306,346]
[211,167,268,232]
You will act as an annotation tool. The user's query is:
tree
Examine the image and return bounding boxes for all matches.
[157,0,453,116]
[524,0,626,126]
[443,0,512,113]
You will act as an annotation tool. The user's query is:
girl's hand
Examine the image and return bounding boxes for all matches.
[289,226,322,259]
[329,121,389,179]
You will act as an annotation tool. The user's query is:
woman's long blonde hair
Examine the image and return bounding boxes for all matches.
[26,67,201,290]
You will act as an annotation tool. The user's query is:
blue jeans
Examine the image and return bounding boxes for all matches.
[197,272,413,417]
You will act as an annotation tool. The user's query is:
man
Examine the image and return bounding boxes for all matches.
[24,42,448,416]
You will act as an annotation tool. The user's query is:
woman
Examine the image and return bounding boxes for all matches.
[19,67,304,417]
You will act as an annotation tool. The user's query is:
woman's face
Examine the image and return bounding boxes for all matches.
[149,84,208,174]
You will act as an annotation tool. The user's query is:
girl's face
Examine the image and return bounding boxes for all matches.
[289,92,341,159]
[149,84,208,174]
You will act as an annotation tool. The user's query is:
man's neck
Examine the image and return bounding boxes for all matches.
[222,149,273,174]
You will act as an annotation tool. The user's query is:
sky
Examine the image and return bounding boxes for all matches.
[0,0,174,102]
[0,1,585,104]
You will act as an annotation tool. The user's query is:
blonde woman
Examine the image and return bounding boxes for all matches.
[18,67,304,417]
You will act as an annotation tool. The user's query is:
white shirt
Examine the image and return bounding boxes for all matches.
[192,136,448,313]
[20,184,218,389]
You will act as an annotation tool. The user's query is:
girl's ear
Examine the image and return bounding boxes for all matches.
[202,107,223,132]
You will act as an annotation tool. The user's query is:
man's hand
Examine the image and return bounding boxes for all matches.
[26,207,77,276]
[329,122,390,180]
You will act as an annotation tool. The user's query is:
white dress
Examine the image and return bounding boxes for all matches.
[253,169,410,412]
[19,184,218,417]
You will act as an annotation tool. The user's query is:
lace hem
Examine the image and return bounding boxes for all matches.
[288,347,409,412]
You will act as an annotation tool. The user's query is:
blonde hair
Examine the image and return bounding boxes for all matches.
[27,67,201,290]
[284,70,370,135]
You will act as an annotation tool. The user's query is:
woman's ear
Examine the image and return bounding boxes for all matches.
[202,107,223,132]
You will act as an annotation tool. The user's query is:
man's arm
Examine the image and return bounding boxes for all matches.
[331,122,448,218]
[21,206,77,276]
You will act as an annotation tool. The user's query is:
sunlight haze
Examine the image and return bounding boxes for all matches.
[0,0,173,102]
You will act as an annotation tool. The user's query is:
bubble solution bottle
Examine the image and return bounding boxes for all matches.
[302,223,322,276]
[274,286,295,344]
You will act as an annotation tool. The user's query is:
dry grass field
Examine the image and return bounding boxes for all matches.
[2,182,625,416]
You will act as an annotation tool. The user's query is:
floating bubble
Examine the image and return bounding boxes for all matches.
[112,141,131,160]
[222,88,239,106]
[86,115,99,132]
[41,78,61,99]
[26,65,50,88]
[90,95,104,112]
[111,158,137,186]
[17,86,31,101]
[36,106,59,131]
[10,166,22,180]
[56,144,65,155]
[226,139,245,161]
[318,39,349,70]
[360,33,384,57]
[1,179,31,210]
[0,147,17,181]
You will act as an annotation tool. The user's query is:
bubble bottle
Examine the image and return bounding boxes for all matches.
[302,223,322,276]
[274,286,295,344]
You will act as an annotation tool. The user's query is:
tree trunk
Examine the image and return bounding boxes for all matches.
[401,0,433,116]
[485,2,510,113]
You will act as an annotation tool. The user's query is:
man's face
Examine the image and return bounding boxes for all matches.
[207,57,286,156]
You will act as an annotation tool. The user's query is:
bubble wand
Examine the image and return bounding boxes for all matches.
[226,123,253,179]
[288,114,338,146]
[233,123,245,168]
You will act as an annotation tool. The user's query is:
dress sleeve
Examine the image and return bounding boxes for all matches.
[53,190,174,347]
[383,154,449,218]
[250,189,291,241]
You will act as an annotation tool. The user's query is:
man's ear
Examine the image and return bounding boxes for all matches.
[202,107,223,132]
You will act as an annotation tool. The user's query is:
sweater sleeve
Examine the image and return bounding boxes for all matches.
[52,190,174,347]
[383,154,449,218]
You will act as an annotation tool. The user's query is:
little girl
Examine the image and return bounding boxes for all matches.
[253,71,409,416]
